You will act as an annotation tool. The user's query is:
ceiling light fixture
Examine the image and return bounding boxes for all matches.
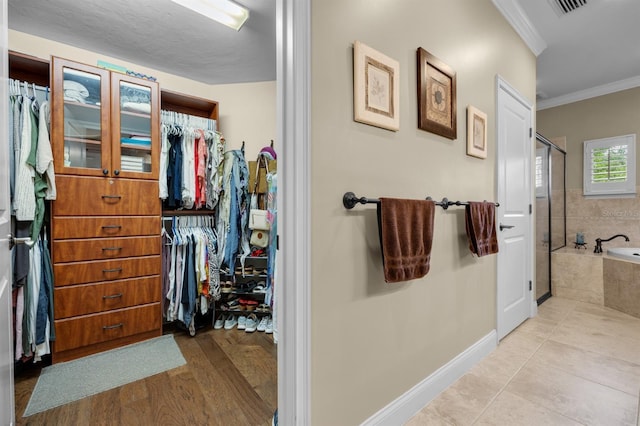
[171,0,249,31]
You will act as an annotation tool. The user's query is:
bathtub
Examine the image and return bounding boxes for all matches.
[606,247,640,263]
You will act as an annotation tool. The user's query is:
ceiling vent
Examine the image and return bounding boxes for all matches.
[549,0,588,16]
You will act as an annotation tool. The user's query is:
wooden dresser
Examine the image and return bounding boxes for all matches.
[50,57,162,362]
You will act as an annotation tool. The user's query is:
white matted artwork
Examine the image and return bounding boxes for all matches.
[467,105,487,159]
[353,40,400,131]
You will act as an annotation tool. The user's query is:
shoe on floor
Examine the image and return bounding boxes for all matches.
[224,315,237,330]
[257,316,268,332]
[237,315,247,330]
[245,314,259,333]
[214,314,225,329]
[265,316,273,334]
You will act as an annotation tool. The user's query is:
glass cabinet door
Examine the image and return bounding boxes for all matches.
[52,58,110,176]
[111,74,159,179]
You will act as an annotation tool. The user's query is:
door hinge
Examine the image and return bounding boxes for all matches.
[276,234,280,250]
[529,280,532,291]
[529,204,532,214]
[529,127,532,138]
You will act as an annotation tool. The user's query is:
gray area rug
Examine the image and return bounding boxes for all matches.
[24,334,186,417]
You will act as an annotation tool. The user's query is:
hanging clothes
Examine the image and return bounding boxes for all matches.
[9,78,56,363]
[159,110,223,211]
[162,216,220,333]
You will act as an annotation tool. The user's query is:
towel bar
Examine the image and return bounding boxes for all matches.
[342,192,499,210]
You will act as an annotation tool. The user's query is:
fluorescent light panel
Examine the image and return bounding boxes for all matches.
[172,0,249,31]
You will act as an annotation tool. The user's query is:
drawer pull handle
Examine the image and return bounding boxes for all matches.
[102,268,123,273]
[101,225,122,230]
[102,247,123,251]
[103,323,123,330]
[102,293,123,300]
[101,195,122,199]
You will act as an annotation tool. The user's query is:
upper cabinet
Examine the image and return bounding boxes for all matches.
[52,57,159,180]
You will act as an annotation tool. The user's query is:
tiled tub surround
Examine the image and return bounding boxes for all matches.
[552,249,640,319]
[604,257,640,319]
[551,248,604,305]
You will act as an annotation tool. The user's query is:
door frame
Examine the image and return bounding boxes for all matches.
[0,0,14,423]
[495,75,536,340]
[276,0,311,424]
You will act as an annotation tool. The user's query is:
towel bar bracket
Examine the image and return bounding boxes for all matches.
[343,191,378,209]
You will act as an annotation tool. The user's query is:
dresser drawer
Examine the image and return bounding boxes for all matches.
[54,276,160,319]
[52,216,160,239]
[53,303,161,352]
[54,175,160,216]
[54,255,160,286]
[53,236,160,263]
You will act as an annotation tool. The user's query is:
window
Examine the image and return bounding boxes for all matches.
[583,134,636,197]
[535,147,548,198]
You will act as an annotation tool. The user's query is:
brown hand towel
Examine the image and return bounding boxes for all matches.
[465,201,499,257]
[377,198,435,283]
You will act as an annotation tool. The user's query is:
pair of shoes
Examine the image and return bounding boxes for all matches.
[240,298,259,311]
[256,303,270,313]
[254,268,267,276]
[224,315,238,330]
[251,248,265,257]
[223,298,241,311]
[244,314,259,333]
[214,314,225,329]
[237,315,247,330]
[235,281,257,293]
[236,265,254,275]
[257,315,269,332]
[221,281,233,293]
[253,281,266,293]
[265,317,273,334]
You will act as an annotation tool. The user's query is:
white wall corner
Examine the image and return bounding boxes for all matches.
[492,0,547,56]
[360,330,497,426]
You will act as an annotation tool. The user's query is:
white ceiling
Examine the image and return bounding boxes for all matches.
[8,0,640,109]
[8,0,276,85]
[511,0,640,108]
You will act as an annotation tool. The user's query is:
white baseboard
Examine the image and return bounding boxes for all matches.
[361,330,498,426]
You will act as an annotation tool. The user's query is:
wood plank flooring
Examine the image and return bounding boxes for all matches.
[14,327,277,426]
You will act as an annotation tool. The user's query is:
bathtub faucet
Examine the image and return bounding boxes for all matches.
[594,234,630,253]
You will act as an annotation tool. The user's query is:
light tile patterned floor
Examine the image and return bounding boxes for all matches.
[406,297,640,425]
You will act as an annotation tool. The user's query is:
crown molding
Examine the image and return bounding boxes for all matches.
[537,75,640,110]
[492,0,547,56]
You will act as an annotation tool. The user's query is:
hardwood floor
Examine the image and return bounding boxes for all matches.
[14,326,277,426]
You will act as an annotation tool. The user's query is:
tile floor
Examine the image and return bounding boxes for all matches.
[407,297,640,425]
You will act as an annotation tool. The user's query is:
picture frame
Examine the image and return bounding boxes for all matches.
[466,105,488,159]
[417,47,456,139]
[353,40,400,131]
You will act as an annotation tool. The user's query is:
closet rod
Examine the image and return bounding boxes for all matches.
[9,78,49,94]
[342,192,499,210]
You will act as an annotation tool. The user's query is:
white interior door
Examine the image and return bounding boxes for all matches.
[0,0,15,423]
[496,76,534,340]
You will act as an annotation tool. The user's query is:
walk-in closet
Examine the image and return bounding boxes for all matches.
[4,1,279,424]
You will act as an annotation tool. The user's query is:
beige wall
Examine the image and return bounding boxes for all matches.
[9,30,276,160]
[310,0,535,423]
[537,88,640,252]
[537,87,640,190]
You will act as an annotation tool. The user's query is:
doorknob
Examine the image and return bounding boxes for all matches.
[499,223,515,231]
[8,235,35,249]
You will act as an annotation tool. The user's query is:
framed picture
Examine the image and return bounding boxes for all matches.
[417,47,456,139]
[466,105,487,159]
[353,41,400,131]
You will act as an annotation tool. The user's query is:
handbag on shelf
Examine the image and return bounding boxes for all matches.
[249,208,270,230]
[250,229,269,248]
